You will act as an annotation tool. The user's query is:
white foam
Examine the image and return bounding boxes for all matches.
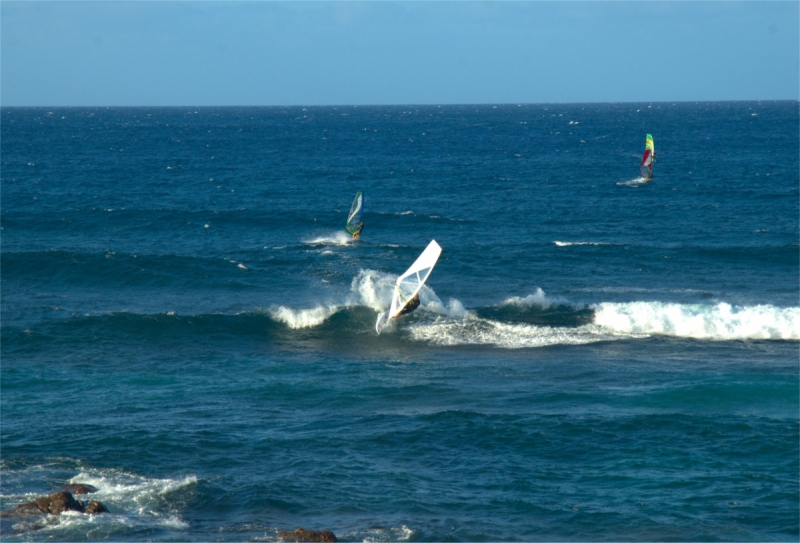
[554,241,611,247]
[266,269,412,330]
[348,269,451,317]
[269,305,339,329]
[303,231,353,246]
[443,298,468,318]
[406,298,799,347]
[348,269,396,313]
[68,471,196,505]
[408,314,632,348]
[346,524,416,542]
[616,177,649,186]
[593,301,800,340]
[501,287,563,308]
[2,469,196,536]
[270,270,800,342]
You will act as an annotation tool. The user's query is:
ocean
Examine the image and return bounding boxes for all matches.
[1,102,798,541]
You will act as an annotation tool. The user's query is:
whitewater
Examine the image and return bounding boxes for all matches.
[270,273,799,343]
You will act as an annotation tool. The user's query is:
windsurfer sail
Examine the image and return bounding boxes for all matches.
[375,240,443,334]
[346,192,364,238]
[639,134,655,181]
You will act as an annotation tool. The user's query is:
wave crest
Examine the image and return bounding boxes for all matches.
[593,301,800,340]
[269,305,339,329]
[554,241,611,247]
[501,287,558,308]
[408,314,631,348]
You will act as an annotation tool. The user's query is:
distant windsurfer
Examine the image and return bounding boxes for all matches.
[352,221,364,239]
[394,293,420,318]
[640,134,655,181]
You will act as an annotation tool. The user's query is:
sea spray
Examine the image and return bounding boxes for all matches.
[501,287,563,309]
[303,231,354,246]
[269,305,339,329]
[407,314,631,348]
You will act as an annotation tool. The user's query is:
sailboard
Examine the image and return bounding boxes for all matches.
[375,240,442,335]
[346,192,364,235]
[639,134,655,181]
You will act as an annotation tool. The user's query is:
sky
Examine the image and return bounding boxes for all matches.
[1,1,798,106]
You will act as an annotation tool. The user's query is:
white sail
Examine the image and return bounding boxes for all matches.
[389,240,442,317]
[376,240,442,334]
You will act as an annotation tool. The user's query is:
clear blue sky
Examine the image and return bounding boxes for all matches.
[2,1,798,106]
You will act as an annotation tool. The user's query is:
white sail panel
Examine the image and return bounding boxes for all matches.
[388,240,442,318]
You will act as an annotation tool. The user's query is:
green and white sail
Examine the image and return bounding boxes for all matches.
[346,191,364,234]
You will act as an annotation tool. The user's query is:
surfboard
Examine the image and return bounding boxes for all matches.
[345,192,363,235]
[375,240,442,335]
[375,310,389,334]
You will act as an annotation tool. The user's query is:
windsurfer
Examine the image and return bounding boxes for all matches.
[395,293,420,318]
[352,221,364,239]
[640,134,655,181]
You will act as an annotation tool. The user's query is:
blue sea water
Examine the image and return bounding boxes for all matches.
[1,102,798,541]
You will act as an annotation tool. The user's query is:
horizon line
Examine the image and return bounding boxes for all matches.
[2,99,798,109]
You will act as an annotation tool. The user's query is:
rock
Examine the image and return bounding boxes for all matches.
[83,500,109,514]
[3,492,110,517]
[34,492,84,515]
[277,528,337,542]
[63,484,98,495]
[9,502,44,515]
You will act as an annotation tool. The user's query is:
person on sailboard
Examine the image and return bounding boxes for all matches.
[395,293,420,318]
[640,134,655,181]
[352,221,364,239]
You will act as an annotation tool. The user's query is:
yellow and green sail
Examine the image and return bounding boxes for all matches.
[640,134,655,179]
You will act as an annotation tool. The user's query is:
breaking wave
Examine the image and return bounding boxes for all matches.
[5,276,797,348]
[269,305,339,329]
[501,287,565,308]
[593,301,800,341]
[267,269,459,330]
[266,281,799,345]
[407,315,637,348]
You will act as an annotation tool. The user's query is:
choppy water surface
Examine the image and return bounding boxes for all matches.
[2,102,798,541]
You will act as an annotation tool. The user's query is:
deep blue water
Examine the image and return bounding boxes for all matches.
[1,102,798,541]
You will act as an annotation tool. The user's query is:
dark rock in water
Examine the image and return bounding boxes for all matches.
[63,484,98,495]
[277,528,337,542]
[9,502,44,516]
[83,500,109,514]
[2,492,110,517]
[34,492,84,515]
